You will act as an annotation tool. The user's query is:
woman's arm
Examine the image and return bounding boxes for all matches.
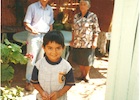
[70,31,74,47]
[92,34,98,49]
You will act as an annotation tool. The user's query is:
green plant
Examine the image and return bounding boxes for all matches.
[53,12,64,30]
[0,39,28,85]
[0,86,24,100]
[53,21,64,30]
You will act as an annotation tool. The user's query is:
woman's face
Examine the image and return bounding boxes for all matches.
[79,1,89,13]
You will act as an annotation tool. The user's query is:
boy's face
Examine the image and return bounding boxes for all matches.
[43,41,64,62]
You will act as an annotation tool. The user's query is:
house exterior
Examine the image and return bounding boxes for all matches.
[1,0,114,32]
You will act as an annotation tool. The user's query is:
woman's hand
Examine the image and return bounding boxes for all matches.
[92,34,98,49]
[92,41,97,49]
[70,40,73,47]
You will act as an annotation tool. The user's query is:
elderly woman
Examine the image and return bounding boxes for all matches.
[70,0,100,82]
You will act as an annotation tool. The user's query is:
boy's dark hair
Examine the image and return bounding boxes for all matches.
[43,30,65,48]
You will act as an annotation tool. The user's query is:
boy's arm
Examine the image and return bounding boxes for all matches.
[50,68,75,99]
[33,84,49,99]
[31,66,49,99]
[50,85,72,99]
[33,84,45,95]
[58,85,72,97]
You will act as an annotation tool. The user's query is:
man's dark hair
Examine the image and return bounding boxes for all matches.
[43,30,65,48]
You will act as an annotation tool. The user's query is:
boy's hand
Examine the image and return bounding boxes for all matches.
[50,92,59,100]
[41,91,49,100]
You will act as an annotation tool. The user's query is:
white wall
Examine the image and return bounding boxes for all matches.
[105,0,139,99]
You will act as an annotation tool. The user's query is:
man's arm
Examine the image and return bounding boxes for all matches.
[49,24,53,31]
[24,22,38,34]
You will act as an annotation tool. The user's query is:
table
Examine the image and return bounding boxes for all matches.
[1,28,16,43]
[13,30,72,59]
[13,30,72,45]
[1,26,25,43]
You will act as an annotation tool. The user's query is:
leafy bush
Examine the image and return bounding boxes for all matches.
[0,86,24,100]
[0,39,28,83]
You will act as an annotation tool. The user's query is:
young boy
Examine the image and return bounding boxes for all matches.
[31,30,75,100]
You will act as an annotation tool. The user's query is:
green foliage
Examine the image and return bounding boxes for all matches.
[0,86,24,100]
[56,12,64,23]
[53,11,72,31]
[0,39,28,82]
[53,21,64,30]
[64,22,72,31]
[1,64,14,83]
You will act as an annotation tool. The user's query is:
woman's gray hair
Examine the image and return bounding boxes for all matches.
[80,0,91,8]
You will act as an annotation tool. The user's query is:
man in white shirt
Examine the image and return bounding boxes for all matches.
[23,0,54,91]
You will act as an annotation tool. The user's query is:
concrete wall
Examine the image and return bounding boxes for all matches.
[105,0,139,99]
